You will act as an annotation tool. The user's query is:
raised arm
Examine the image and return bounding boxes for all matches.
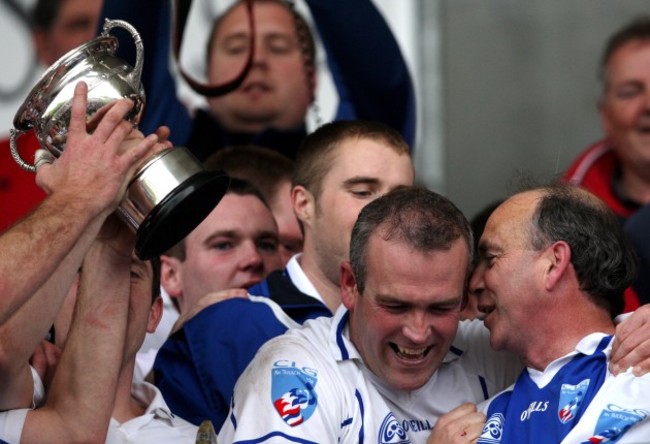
[306,0,416,146]
[0,82,160,325]
[20,218,135,443]
[0,81,166,409]
[98,0,193,146]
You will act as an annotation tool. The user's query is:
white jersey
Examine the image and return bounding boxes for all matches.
[219,306,521,444]
[107,382,197,443]
[477,333,650,444]
[0,409,28,443]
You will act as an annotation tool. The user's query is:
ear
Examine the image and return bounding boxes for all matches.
[147,296,164,334]
[543,241,572,291]
[292,185,315,229]
[160,255,183,298]
[340,261,359,310]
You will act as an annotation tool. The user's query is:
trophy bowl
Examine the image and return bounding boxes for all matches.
[9,19,230,260]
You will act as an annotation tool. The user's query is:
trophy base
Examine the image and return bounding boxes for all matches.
[135,170,230,260]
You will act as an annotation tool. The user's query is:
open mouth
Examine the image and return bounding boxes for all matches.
[390,343,430,360]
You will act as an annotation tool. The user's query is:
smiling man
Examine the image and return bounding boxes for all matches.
[218,187,521,444]
[470,183,650,443]
[564,16,650,309]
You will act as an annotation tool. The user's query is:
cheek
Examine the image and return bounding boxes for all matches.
[208,55,242,82]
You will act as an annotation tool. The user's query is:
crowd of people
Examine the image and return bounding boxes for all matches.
[0,0,650,443]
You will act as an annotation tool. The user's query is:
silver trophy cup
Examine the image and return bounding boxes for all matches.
[9,19,229,260]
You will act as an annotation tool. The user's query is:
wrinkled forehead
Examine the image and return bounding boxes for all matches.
[484,191,541,244]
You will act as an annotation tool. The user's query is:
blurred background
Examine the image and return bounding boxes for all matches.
[1,0,649,220]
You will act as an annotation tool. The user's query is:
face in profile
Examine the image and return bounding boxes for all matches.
[162,192,283,313]
[206,1,314,133]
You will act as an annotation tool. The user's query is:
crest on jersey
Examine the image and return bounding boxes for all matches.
[585,404,648,443]
[558,379,589,424]
[271,361,318,427]
[478,413,504,443]
[378,412,410,444]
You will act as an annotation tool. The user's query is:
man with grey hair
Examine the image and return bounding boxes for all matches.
[468,183,650,443]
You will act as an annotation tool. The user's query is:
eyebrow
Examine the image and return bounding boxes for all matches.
[203,230,279,244]
[376,294,462,308]
[477,240,497,254]
[342,176,381,187]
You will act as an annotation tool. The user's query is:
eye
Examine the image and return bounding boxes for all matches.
[381,303,409,314]
[221,36,250,56]
[614,84,643,100]
[211,241,233,251]
[484,255,496,268]
[130,268,143,280]
[350,188,373,199]
[267,36,295,54]
[257,240,279,252]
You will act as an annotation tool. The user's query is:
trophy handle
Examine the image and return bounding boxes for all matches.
[9,129,36,173]
[101,19,144,93]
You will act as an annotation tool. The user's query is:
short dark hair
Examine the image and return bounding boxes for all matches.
[599,15,650,89]
[349,186,473,295]
[204,144,294,208]
[150,256,161,303]
[293,120,411,200]
[528,183,638,317]
[31,0,62,30]
[164,178,270,260]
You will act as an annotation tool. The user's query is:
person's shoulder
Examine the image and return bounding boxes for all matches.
[563,138,616,184]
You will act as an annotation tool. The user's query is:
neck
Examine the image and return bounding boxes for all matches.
[297,252,341,313]
[111,361,145,423]
[522,306,615,371]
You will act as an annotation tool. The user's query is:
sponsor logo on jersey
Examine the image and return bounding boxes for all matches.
[400,418,433,433]
[558,379,590,424]
[378,412,410,444]
[479,413,504,444]
[583,404,649,444]
[520,401,549,421]
[271,360,318,427]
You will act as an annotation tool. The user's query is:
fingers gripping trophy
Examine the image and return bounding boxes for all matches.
[9,19,230,260]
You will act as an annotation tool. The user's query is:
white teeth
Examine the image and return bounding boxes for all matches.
[397,345,426,356]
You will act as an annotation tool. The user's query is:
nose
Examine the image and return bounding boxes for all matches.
[469,263,485,299]
[251,40,269,69]
[238,241,264,273]
[402,311,431,344]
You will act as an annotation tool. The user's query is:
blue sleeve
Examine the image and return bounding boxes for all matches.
[153,298,289,429]
[99,0,193,146]
[306,0,417,147]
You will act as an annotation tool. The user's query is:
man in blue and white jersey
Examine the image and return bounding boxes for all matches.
[470,183,650,444]
[218,186,522,443]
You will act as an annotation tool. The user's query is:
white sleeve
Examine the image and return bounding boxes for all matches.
[29,365,45,409]
[454,320,524,395]
[561,370,650,443]
[218,335,350,443]
[0,408,29,443]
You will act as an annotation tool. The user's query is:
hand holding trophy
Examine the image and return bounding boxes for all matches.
[9,19,229,260]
